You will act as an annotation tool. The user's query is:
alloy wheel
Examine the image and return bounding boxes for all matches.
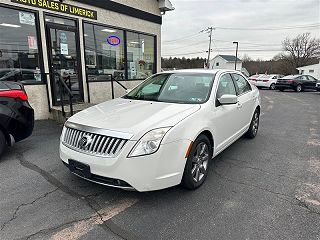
[191,142,209,183]
[296,85,302,92]
[252,112,259,136]
[270,83,276,90]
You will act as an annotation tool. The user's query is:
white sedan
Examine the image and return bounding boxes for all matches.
[253,74,283,90]
[60,69,261,192]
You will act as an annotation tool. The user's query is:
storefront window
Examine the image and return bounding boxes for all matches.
[127,32,155,80]
[84,23,125,81]
[0,6,42,84]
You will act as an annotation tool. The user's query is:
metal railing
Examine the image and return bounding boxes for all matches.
[57,74,74,117]
[110,75,128,99]
[45,72,74,117]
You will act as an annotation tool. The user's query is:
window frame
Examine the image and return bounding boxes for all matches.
[215,73,237,107]
[82,20,157,83]
[231,73,252,96]
[0,3,45,85]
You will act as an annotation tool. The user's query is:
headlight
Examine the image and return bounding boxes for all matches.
[128,127,171,157]
[60,126,66,141]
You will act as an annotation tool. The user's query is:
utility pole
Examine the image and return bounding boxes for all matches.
[207,27,214,69]
[233,41,239,70]
[201,27,214,69]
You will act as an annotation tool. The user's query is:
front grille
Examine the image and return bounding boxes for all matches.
[63,127,128,157]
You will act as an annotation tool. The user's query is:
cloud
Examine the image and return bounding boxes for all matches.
[162,0,320,60]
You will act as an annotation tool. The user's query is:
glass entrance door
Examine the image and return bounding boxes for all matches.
[47,23,83,105]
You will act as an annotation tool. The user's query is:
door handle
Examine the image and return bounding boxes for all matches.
[237,102,243,109]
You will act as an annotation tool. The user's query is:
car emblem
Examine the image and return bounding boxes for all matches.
[79,135,93,149]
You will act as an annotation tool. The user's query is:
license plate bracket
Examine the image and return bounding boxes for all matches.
[68,160,92,179]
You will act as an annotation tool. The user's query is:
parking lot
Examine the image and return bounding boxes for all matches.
[0,90,319,240]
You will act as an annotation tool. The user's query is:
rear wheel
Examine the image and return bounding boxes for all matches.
[295,85,302,92]
[245,109,260,139]
[279,88,284,92]
[270,83,276,90]
[181,135,212,190]
[0,130,6,157]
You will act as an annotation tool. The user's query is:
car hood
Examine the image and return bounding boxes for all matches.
[67,98,201,140]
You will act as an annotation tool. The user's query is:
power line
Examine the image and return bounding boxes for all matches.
[214,23,320,31]
[162,23,320,44]
[162,32,205,43]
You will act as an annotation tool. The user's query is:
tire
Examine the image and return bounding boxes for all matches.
[181,135,212,190]
[279,88,284,92]
[245,109,260,139]
[270,83,276,90]
[295,85,302,92]
[0,130,6,157]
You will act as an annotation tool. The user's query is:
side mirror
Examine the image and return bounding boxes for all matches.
[218,94,238,105]
[125,89,132,94]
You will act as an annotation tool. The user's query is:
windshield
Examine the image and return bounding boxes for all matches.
[124,73,215,104]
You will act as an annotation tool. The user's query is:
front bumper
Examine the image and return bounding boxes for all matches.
[60,139,191,192]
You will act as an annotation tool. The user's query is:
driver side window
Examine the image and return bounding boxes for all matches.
[216,73,237,99]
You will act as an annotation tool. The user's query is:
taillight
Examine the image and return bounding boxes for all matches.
[0,90,28,101]
[262,80,269,82]
[287,80,295,84]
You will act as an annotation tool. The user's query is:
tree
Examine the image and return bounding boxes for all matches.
[282,33,320,70]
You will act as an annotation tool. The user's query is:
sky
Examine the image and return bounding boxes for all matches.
[161,0,320,60]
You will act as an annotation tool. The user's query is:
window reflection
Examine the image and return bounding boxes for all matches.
[0,7,42,84]
[127,32,155,79]
[84,23,125,81]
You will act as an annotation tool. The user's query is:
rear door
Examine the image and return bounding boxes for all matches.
[306,75,317,89]
[231,73,255,131]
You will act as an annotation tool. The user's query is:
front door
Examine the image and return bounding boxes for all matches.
[46,21,83,106]
[213,73,240,153]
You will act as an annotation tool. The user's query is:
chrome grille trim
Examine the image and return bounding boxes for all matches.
[62,127,129,158]
[65,121,134,140]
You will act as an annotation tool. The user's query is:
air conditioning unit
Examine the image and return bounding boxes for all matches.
[159,0,175,13]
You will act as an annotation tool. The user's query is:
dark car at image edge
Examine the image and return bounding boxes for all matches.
[0,81,34,157]
[275,75,319,92]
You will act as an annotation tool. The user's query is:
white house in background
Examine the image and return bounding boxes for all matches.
[297,62,320,79]
[210,55,242,70]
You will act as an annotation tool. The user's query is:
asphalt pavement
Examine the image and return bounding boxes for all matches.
[0,90,319,240]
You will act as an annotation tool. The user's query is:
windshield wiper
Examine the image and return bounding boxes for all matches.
[123,95,134,99]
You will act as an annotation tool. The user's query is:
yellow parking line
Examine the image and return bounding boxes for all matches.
[51,198,138,240]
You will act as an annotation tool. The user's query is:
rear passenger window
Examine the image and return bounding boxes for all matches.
[232,74,251,95]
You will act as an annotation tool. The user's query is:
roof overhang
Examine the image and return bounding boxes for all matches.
[74,0,163,24]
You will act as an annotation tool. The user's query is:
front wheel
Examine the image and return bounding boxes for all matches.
[270,83,276,90]
[181,135,212,190]
[0,130,6,158]
[245,109,260,139]
[295,85,302,92]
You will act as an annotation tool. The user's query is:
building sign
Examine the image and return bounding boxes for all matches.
[60,43,68,55]
[11,0,97,20]
[19,12,35,25]
[107,36,121,46]
[27,36,38,50]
